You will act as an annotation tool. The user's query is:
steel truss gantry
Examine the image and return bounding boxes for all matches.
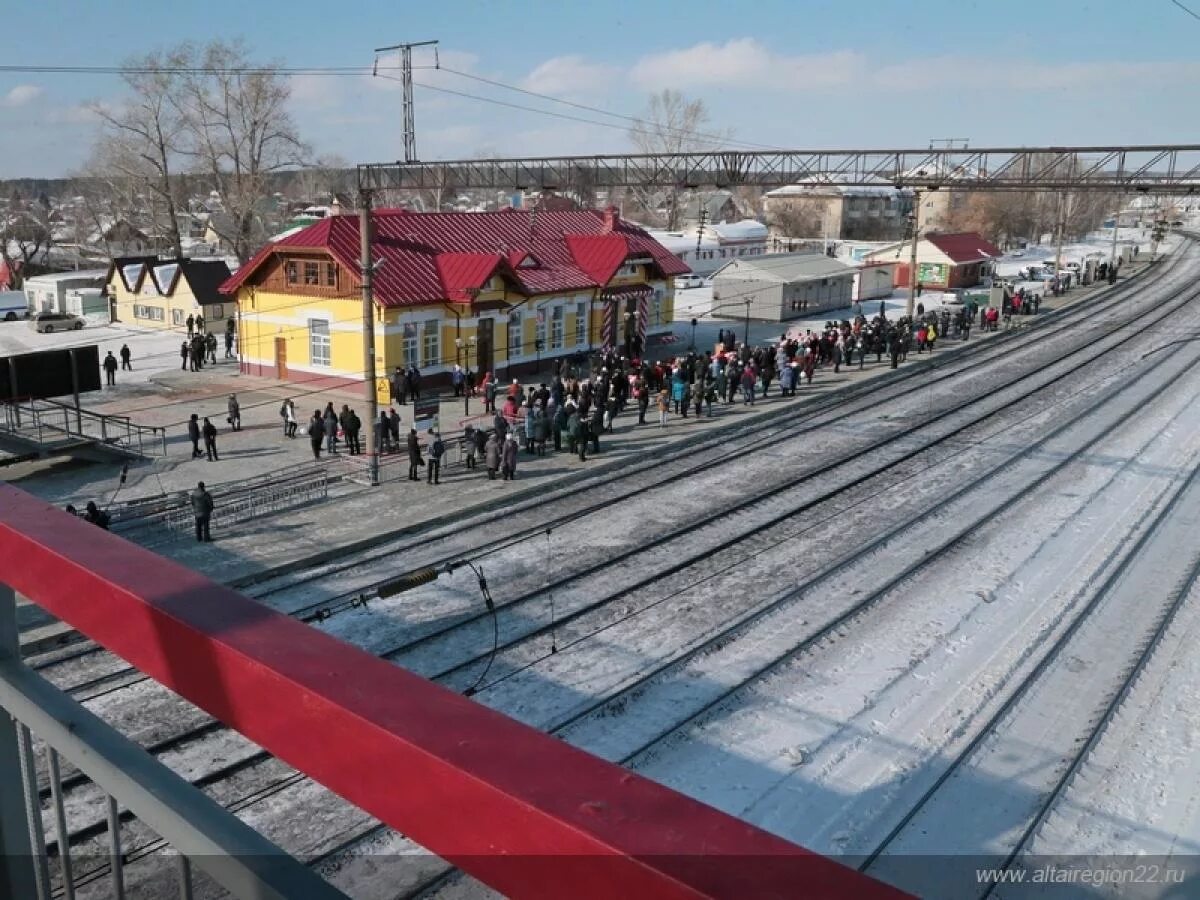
[358,144,1200,195]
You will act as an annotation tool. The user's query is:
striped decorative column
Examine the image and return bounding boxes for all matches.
[601,298,616,352]
[637,292,649,341]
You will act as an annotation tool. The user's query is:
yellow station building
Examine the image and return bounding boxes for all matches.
[106,257,235,333]
[219,207,687,391]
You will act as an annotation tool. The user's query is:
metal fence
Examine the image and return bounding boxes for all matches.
[1,399,167,457]
[161,469,329,535]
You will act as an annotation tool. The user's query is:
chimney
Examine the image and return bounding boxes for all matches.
[602,205,619,233]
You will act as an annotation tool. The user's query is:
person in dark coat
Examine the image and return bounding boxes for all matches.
[119,344,132,370]
[377,410,391,453]
[227,394,241,431]
[103,351,118,386]
[202,417,219,461]
[343,407,361,455]
[407,427,422,481]
[484,431,501,479]
[388,409,401,452]
[428,432,445,485]
[323,403,338,454]
[500,432,518,480]
[83,501,110,530]
[309,411,324,460]
[181,341,190,370]
[187,413,203,458]
[186,314,195,337]
[473,425,488,466]
[190,481,213,542]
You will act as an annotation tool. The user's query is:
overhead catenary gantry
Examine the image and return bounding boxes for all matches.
[357,144,1200,195]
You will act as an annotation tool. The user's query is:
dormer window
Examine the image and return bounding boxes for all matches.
[285,261,298,284]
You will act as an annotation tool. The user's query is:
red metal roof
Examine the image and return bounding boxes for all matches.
[926,232,1003,264]
[220,209,689,307]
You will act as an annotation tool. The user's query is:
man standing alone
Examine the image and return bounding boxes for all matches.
[191,481,213,542]
[103,351,118,387]
[202,416,219,461]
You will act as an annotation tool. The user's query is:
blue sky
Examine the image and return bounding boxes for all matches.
[3,0,1199,178]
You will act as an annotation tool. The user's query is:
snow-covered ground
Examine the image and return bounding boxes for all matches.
[0,319,188,386]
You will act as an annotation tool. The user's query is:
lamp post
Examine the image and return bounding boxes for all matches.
[743,298,752,347]
[458,336,476,416]
[454,336,463,398]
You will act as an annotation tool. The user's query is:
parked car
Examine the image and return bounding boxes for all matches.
[677,274,705,289]
[29,312,84,333]
[0,290,29,321]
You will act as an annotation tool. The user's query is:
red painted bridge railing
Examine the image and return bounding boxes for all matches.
[0,483,907,899]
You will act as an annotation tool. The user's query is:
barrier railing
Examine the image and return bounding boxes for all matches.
[0,482,906,899]
[1,399,167,457]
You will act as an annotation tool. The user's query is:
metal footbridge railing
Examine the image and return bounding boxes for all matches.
[0,482,907,900]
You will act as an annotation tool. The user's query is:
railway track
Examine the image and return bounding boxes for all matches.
[35,247,1200,898]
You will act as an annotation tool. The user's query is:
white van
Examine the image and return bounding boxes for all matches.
[0,290,29,321]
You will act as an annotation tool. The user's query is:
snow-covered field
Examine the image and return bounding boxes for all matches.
[24,238,1200,899]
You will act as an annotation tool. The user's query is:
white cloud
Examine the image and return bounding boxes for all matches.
[628,38,1200,99]
[1,84,44,108]
[630,39,864,91]
[520,55,619,96]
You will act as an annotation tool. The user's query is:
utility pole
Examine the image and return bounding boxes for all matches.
[694,206,708,256]
[359,192,380,487]
[1110,194,1122,271]
[906,190,922,318]
[374,39,439,163]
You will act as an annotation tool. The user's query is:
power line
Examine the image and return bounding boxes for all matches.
[436,66,780,152]
[0,64,434,76]
[1170,0,1200,20]
[381,73,771,154]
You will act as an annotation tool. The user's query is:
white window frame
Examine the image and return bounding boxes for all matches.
[172,309,185,326]
[575,302,587,346]
[508,310,522,358]
[422,319,440,367]
[308,318,331,367]
[651,289,664,327]
[401,322,419,365]
[535,306,547,351]
[550,304,564,350]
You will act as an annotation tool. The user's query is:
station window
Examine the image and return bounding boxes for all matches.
[308,319,331,367]
[508,310,522,357]
[285,261,298,284]
[422,319,440,367]
[551,306,564,349]
[172,309,185,326]
[325,263,337,288]
[402,322,418,365]
[304,261,320,286]
[535,308,547,352]
[575,302,587,346]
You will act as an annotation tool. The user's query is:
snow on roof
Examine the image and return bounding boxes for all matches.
[765,174,909,199]
[713,253,855,284]
[709,220,768,241]
[22,269,109,285]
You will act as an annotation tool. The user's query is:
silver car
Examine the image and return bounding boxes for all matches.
[30,312,85,333]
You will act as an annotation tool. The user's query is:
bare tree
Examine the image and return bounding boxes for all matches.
[89,49,188,258]
[628,90,732,229]
[0,204,52,287]
[176,41,309,262]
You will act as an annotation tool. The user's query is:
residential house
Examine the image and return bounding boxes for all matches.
[106,257,235,333]
[864,232,1001,290]
[763,176,913,242]
[711,254,857,321]
[643,220,769,277]
[219,207,687,388]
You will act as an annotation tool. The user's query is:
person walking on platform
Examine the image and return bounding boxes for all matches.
[191,481,213,542]
[308,411,324,460]
[103,351,118,386]
[187,413,203,458]
[501,431,519,479]
[120,344,132,370]
[485,431,500,480]
[428,431,445,485]
[227,394,241,431]
[202,417,219,461]
[407,427,422,481]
